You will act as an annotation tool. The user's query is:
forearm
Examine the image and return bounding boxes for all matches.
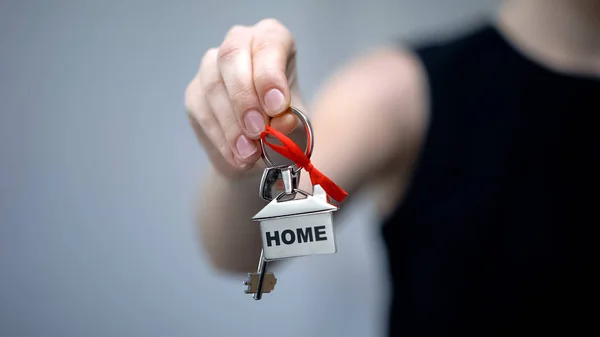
[196,166,265,274]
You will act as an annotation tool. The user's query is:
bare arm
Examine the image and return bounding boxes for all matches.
[185,20,427,274]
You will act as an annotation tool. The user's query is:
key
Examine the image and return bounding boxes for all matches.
[243,107,345,300]
[243,250,277,300]
[246,184,338,300]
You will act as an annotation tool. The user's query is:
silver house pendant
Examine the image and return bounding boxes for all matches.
[251,185,338,261]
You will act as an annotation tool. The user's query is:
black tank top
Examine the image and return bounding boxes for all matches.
[380,24,598,337]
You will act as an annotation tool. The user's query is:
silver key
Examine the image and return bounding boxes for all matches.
[243,250,277,300]
[244,107,339,300]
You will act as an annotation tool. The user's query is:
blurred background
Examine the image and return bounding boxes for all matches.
[1,1,499,336]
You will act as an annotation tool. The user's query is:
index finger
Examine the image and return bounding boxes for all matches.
[252,19,296,117]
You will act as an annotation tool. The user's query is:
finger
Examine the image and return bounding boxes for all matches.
[186,67,241,170]
[252,19,296,117]
[269,109,298,135]
[201,47,262,165]
[218,25,266,139]
[188,104,239,171]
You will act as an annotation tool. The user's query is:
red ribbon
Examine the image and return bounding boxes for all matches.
[260,125,348,203]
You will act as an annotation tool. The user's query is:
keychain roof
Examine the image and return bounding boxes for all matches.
[251,184,338,221]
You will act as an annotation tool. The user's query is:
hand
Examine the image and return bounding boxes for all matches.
[185,19,301,177]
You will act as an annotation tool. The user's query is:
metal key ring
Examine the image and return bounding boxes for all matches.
[260,106,314,173]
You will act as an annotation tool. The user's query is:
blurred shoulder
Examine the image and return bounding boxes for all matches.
[325,45,428,115]
[366,24,500,217]
[312,44,430,143]
[350,47,431,218]
[315,45,431,217]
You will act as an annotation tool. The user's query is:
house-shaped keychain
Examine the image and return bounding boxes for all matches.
[251,184,338,261]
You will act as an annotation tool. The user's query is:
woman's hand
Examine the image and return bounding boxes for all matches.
[185,19,302,177]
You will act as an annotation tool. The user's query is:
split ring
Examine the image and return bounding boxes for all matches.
[260,106,314,173]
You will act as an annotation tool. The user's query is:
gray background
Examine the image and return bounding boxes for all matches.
[1,1,499,336]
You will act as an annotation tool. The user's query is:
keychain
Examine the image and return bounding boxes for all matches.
[243,107,348,300]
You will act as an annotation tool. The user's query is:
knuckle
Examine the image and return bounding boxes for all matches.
[201,76,222,96]
[199,64,223,95]
[229,83,255,105]
[218,25,251,65]
[185,95,213,127]
[194,108,213,126]
[257,18,294,40]
[198,49,222,94]
[252,38,281,55]
[183,82,212,126]
[226,25,248,38]
[200,48,218,70]
[217,42,243,64]
[257,18,284,30]
[254,67,285,87]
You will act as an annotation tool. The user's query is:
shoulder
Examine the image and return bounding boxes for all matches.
[296,26,496,218]
[315,45,430,146]
[307,45,430,217]
[324,46,427,113]
[347,25,498,218]
[337,23,496,107]
[350,47,431,218]
[288,45,429,215]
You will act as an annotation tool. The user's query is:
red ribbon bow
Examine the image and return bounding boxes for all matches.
[260,125,348,203]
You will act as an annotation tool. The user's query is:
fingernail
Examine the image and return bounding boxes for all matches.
[235,134,257,159]
[264,89,285,114]
[243,110,265,136]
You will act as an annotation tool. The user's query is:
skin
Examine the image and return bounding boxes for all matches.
[185,0,600,275]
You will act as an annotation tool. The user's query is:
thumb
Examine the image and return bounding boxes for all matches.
[268,108,298,135]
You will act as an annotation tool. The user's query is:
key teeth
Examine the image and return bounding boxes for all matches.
[243,272,277,294]
[243,273,258,294]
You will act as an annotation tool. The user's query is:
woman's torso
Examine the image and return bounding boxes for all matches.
[380,24,599,336]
